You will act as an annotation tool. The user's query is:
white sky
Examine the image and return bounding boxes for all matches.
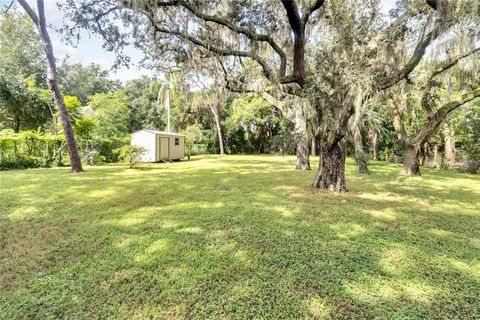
[1,0,397,83]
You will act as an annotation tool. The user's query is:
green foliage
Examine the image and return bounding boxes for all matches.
[0,129,65,170]
[268,128,299,155]
[1,156,479,318]
[0,79,52,132]
[64,95,81,111]
[0,12,51,132]
[58,62,120,105]
[0,12,45,84]
[455,103,480,160]
[182,124,204,158]
[74,116,96,141]
[116,144,145,168]
[224,94,284,154]
[122,77,166,131]
[89,91,130,138]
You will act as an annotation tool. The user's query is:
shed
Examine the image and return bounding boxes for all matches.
[131,130,185,162]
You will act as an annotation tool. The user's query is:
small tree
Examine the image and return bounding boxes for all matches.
[117,145,145,168]
[183,124,203,160]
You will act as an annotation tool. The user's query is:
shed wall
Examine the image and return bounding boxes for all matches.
[131,131,156,162]
[168,136,185,160]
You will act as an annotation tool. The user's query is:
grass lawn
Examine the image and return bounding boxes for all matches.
[0,155,479,319]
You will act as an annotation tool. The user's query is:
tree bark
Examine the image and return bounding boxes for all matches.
[311,136,316,156]
[443,121,455,166]
[371,130,378,160]
[209,104,224,155]
[403,144,421,176]
[14,116,20,133]
[432,144,439,167]
[19,0,83,172]
[352,123,369,174]
[294,106,310,170]
[312,140,346,192]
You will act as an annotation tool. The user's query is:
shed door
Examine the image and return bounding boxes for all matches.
[159,137,169,160]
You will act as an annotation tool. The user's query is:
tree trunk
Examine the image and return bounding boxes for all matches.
[14,116,20,133]
[444,121,455,166]
[294,106,310,170]
[352,124,369,174]
[371,131,378,160]
[403,144,421,176]
[311,136,316,156]
[210,104,224,155]
[19,0,83,172]
[312,140,346,192]
[433,144,439,168]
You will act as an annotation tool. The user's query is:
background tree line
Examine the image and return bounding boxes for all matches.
[0,1,479,187]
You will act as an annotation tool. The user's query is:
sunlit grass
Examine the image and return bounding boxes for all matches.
[0,155,479,318]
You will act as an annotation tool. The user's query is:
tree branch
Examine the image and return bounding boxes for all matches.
[380,22,446,90]
[281,0,307,87]
[281,0,303,35]
[426,0,438,10]
[121,0,288,77]
[152,24,276,83]
[421,47,480,120]
[415,88,480,145]
[17,0,39,25]
[1,0,14,14]
[302,0,326,25]
[179,1,288,77]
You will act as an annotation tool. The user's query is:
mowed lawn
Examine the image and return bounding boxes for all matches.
[0,155,479,319]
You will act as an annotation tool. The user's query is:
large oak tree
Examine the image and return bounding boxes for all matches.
[62,0,473,190]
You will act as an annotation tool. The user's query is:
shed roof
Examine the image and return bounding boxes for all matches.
[135,129,185,136]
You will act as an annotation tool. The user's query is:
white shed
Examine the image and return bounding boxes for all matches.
[131,130,185,162]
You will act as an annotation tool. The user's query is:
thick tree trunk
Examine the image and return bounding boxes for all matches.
[403,145,421,176]
[20,0,83,172]
[312,140,346,192]
[352,124,369,174]
[444,121,455,166]
[210,104,225,155]
[296,138,310,170]
[294,106,310,170]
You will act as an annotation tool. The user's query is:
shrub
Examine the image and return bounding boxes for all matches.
[0,130,65,170]
[83,150,106,166]
[116,145,145,168]
[457,160,480,174]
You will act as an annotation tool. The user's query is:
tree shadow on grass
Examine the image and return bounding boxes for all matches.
[0,157,479,318]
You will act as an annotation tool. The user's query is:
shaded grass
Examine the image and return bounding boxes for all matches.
[0,155,479,319]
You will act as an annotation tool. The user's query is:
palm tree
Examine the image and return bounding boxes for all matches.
[156,72,180,132]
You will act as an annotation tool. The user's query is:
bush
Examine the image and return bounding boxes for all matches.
[0,156,47,171]
[190,144,208,156]
[268,132,298,155]
[82,150,106,166]
[0,130,65,170]
[457,160,480,174]
[116,145,146,168]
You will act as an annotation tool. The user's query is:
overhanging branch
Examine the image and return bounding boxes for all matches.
[380,21,447,90]
[421,47,480,119]
[416,88,480,145]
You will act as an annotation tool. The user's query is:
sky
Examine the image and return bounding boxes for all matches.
[1,0,397,83]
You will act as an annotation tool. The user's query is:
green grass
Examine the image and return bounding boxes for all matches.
[1,155,479,319]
